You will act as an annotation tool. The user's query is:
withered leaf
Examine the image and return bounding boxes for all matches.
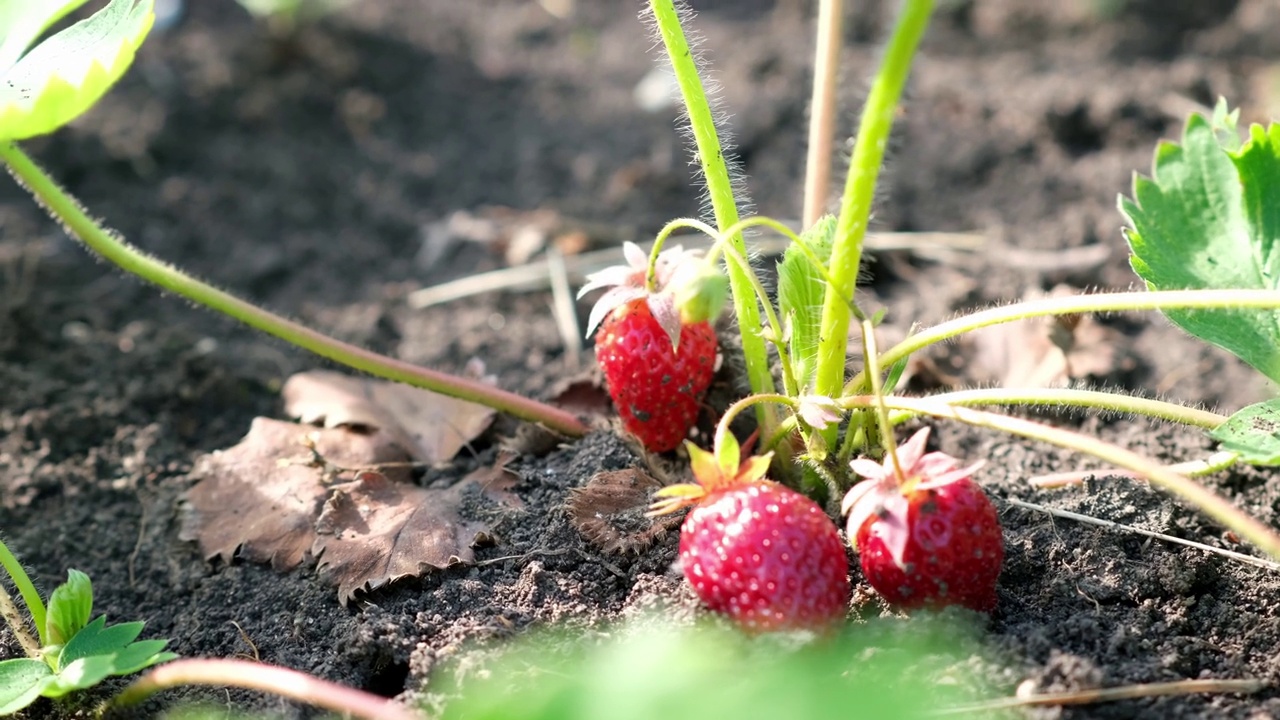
[314,461,522,605]
[181,417,412,570]
[965,285,1123,388]
[567,469,680,555]
[283,370,495,465]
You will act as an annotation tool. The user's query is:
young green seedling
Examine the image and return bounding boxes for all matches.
[0,543,174,715]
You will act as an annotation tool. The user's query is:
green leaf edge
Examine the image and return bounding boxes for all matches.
[0,0,156,141]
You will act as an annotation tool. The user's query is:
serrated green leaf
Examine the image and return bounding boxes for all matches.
[110,641,174,675]
[59,616,141,667]
[50,614,173,690]
[0,0,155,141]
[1210,97,1242,151]
[1121,111,1280,382]
[1209,399,1280,465]
[45,569,92,647]
[42,654,115,697]
[0,0,92,72]
[778,215,837,391]
[0,658,52,715]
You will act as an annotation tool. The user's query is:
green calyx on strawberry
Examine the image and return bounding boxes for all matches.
[579,242,719,452]
[842,428,1004,612]
[651,435,852,633]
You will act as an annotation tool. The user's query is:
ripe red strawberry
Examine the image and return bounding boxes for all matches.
[842,428,1003,612]
[652,442,851,632]
[580,242,718,452]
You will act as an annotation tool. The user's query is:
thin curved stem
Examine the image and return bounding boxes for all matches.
[885,388,1227,430]
[110,658,421,720]
[846,289,1280,395]
[715,393,798,458]
[0,143,589,437]
[841,396,1280,561]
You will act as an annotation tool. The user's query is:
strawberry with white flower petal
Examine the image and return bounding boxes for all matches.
[579,242,719,452]
[842,428,1003,611]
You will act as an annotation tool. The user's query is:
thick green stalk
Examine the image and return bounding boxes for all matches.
[847,288,1280,395]
[649,0,777,433]
[0,143,588,437]
[0,539,46,647]
[814,0,934,400]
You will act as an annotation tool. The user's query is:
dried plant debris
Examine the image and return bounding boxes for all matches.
[283,370,495,465]
[568,469,681,555]
[315,459,521,605]
[181,417,412,570]
[963,285,1126,388]
[183,418,520,603]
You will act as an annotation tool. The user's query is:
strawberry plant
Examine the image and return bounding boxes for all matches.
[0,540,173,714]
[4,0,1280,656]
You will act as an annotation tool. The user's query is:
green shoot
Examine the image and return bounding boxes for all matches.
[0,0,155,141]
[0,561,174,715]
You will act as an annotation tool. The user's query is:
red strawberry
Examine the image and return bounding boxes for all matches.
[580,242,718,452]
[652,441,851,632]
[842,428,1003,612]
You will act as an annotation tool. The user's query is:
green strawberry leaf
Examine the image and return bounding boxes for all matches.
[0,658,53,715]
[1209,399,1280,465]
[1209,97,1242,151]
[1120,106,1280,383]
[0,0,156,141]
[41,655,116,697]
[0,0,92,72]
[44,614,175,695]
[45,569,92,647]
[777,215,836,392]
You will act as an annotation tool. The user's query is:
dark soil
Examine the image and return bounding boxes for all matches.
[4,0,1280,717]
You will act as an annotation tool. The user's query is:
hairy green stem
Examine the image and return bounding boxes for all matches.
[111,659,421,720]
[885,388,1227,429]
[0,582,39,658]
[859,318,901,478]
[842,396,1280,561]
[846,289,1280,395]
[649,0,777,433]
[813,0,933,400]
[0,143,588,437]
[0,538,45,647]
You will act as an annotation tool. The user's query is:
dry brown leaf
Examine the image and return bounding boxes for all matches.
[181,417,412,570]
[282,370,495,464]
[965,285,1122,388]
[314,461,521,605]
[567,469,680,555]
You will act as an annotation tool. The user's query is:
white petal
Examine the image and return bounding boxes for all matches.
[585,286,645,337]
